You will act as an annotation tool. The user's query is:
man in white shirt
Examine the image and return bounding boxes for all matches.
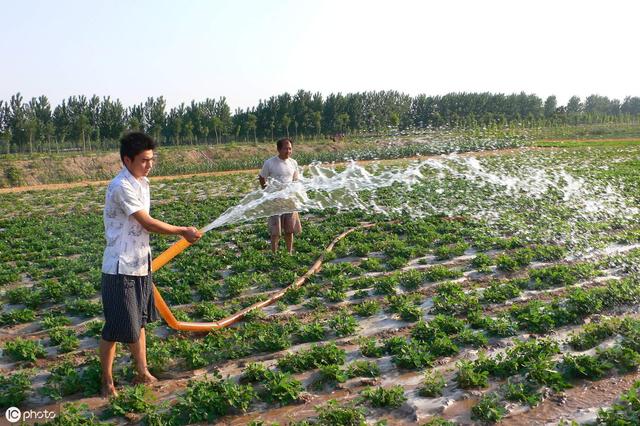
[259,138,302,254]
[100,132,201,398]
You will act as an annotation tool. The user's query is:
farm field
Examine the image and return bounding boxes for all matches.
[1,139,640,425]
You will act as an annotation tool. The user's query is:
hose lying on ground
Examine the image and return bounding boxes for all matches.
[150,223,374,332]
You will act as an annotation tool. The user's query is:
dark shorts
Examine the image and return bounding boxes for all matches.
[268,212,302,237]
[101,272,160,343]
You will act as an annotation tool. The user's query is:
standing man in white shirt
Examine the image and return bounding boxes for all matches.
[100,132,201,398]
[259,138,302,254]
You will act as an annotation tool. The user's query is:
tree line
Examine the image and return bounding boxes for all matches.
[0,91,639,154]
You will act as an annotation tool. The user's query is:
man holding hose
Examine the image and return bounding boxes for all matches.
[99,132,201,397]
[259,138,302,254]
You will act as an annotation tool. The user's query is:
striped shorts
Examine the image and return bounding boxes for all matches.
[101,272,160,343]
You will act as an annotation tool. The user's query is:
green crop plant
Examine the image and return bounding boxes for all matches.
[0,371,32,407]
[430,314,466,334]
[66,299,102,317]
[0,308,36,325]
[277,342,346,373]
[42,360,83,400]
[597,380,640,424]
[418,369,446,397]
[567,318,621,351]
[47,403,110,426]
[48,326,80,352]
[596,345,640,373]
[6,286,43,308]
[429,336,460,357]
[360,257,385,272]
[456,360,489,388]
[194,302,229,321]
[314,364,349,388]
[502,379,541,406]
[431,282,479,315]
[296,321,326,343]
[330,310,359,336]
[359,337,385,358]
[471,393,507,423]
[434,242,469,260]
[167,375,256,423]
[361,385,407,408]
[398,269,426,291]
[347,360,380,378]
[373,276,398,296]
[3,337,47,362]
[242,363,270,383]
[259,370,303,405]
[41,312,72,329]
[315,399,366,426]
[454,328,489,348]
[482,280,521,303]
[352,300,380,317]
[421,416,456,426]
[471,253,493,273]
[392,340,434,370]
[104,384,158,418]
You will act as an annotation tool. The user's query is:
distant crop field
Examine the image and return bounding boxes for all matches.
[1,140,640,425]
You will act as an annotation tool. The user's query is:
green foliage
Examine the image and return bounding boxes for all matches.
[418,370,446,397]
[194,302,229,321]
[347,360,381,378]
[41,312,72,329]
[48,326,80,352]
[597,380,640,425]
[456,360,489,388]
[330,310,359,336]
[3,337,47,362]
[432,282,479,315]
[561,353,612,379]
[315,364,349,387]
[45,403,110,426]
[66,299,102,317]
[482,280,521,303]
[392,340,433,370]
[352,299,380,317]
[361,385,407,408]
[315,400,366,426]
[359,337,385,358]
[42,360,84,400]
[242,362,270,383]
[168,375,255,424]
[471,393,507,423]
[277,343,346,373]
[471,253,493,272]
[0,308,36,325]
[0,371,31,407]
[105,384,157,418]
[502,380,541,406]
[260,370,303,405]
[296,321,326,342]
[568,318,620,351]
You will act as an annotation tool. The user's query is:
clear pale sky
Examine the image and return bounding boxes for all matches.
[1,0,638,110]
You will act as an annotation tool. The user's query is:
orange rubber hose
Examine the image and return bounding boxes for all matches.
[150,223,374,332]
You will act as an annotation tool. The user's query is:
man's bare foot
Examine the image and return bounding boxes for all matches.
[101,382,118,398]
[132,371,158,385]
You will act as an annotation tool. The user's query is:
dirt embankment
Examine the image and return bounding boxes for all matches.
[0,139,357,189]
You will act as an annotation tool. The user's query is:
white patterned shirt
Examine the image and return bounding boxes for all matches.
[101,167,151,276]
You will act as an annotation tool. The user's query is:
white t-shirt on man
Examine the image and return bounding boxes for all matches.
[259,156,300,184]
